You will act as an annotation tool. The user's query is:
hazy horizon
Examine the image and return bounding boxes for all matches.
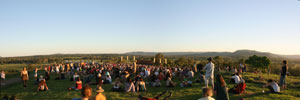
[1,49,300,57]
[1,0,300,57]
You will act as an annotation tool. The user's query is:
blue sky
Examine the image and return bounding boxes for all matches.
[0,0,300,57]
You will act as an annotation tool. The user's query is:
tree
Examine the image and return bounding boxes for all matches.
[214,56,224,68]
[154,53,165,65]
[175,57,195,66]
[245,55,271,70]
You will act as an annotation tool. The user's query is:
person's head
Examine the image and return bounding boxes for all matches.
[23,67,27,71]
[81,85,92,98]
[77,77,81,81]
[140,78,144,82]
[208,57,213,62]
[96,85,104,93]
[283,60,288,65]
[268,79,274,83]
[40,80,45,84]
[202,88,213,97]
[216,74,226,87]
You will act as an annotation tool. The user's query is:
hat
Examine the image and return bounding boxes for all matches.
[96,86,104,93]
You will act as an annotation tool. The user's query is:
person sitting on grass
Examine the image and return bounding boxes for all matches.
[166,77,176,87]
[112,78,123,92]
[263,79,280,93]
[94,85,106,100]
[229,73,241,84]
[214,74,230,100]
[187,69,194,79]
[152,78,161,87]
[125,79,135,92]
[198,88,215,100]
[103,74,112,84]
[69,77,83,90]
[72,72,80,81]
[229,79,246,94]
[136,78,146,92]
[138,91,172,100]
[195,72,205,84]
[72,85,93,100]
[38,75,46,83]
[180,76,192,87]
[38,80,49,91]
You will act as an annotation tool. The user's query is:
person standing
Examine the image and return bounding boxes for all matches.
[1,71,5,86]
[280,60,288,90]
[20,67,29,88]
[203,57,215,89]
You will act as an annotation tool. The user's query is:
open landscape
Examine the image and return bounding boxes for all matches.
[1,51,300,100]
[1,0,300,100]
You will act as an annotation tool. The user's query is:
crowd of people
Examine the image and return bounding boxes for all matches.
[0,57,290,100]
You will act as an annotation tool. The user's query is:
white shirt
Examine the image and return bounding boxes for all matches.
[154,71,159,76]
[188,71,194,78]
[232,75,240,84]
[106,76,112,83]
[204,62,214,77]
[73,75,79,80]
[271,82,280,92]
[198,97,215,100]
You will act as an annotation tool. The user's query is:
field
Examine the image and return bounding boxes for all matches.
[1,70,300,100]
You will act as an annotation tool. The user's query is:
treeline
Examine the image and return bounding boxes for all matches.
[0,54,130,64]
[0,57,64,64]
[1,54,300,76]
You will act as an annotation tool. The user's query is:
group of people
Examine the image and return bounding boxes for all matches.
[0,57,289,100]
[197,59,289,100]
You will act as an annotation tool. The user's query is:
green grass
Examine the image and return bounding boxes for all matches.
[1,72,300,100]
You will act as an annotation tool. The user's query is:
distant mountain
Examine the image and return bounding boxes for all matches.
[126,50,300,59]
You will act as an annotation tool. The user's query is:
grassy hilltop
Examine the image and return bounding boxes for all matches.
[1,72,299,100]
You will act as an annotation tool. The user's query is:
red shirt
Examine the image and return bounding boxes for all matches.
[76,81,82,90]
[235,83,246,94]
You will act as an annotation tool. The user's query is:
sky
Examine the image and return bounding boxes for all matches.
[0,0,300,57]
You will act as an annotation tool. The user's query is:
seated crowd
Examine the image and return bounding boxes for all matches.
[7,58,288,100]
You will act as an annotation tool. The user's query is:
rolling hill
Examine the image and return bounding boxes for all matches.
[126,50,300,60]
